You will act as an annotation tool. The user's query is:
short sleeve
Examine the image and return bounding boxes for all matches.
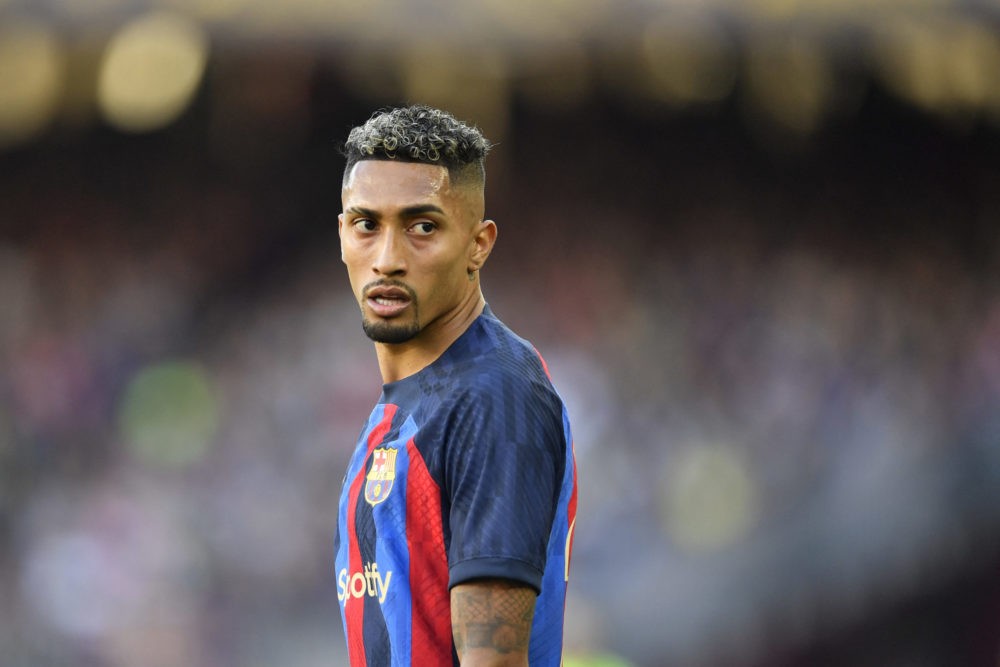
[444,374,567,594]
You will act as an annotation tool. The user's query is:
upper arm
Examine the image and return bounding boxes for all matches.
[451,579,536,666]
[445,379,566,591]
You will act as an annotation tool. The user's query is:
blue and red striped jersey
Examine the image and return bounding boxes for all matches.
[334,306,578,666]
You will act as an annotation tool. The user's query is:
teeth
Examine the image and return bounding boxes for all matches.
[374,297,403,305]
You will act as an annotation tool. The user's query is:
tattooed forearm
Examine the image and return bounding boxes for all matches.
[451,580,536,662]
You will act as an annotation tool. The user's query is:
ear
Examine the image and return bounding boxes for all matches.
[338,213,346,263]
[468,219,497,272]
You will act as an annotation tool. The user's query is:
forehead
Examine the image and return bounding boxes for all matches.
[342,160,452,208]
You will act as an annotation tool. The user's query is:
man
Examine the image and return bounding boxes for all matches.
[333,104,578,666]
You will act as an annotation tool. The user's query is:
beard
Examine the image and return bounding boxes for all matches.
[362,316,421,344]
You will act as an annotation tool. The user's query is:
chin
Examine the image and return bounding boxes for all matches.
[362,318,421,344]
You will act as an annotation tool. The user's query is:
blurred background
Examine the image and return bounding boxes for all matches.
[2,1,1000,666]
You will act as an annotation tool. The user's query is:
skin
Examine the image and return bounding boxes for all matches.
[339,159,496,383]
[451,579,536,666]
[340,159,535,665]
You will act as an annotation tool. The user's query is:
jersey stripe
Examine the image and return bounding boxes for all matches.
[345,404,397,666]
[405,438,452,665]
[565,433,579,583]
[529,407,578,664]
[359,408,399,666]
[371,420,417,665]
[335,411,378,648]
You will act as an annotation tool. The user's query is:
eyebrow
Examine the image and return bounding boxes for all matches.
[345,204,445,219]
[401,204,445,217]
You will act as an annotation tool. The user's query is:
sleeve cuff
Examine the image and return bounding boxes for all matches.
[449,557,544,594]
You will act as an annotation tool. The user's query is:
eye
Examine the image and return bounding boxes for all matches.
[352,219,377,233]
[410,221,436,236]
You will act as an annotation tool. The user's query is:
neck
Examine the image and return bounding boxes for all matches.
[375,289,486,384]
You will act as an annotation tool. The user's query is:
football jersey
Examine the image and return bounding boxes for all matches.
[334,306,578,666]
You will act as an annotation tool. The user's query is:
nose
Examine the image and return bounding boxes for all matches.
[372,228,406,276]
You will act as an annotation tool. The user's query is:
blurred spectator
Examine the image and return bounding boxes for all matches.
[2,66,999,667]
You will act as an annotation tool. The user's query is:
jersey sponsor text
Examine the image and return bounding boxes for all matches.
[338,562,393,605]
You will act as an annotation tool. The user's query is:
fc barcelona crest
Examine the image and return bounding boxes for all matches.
[365,448,398,506]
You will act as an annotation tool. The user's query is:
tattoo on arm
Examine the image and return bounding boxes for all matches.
[451,580,536,660]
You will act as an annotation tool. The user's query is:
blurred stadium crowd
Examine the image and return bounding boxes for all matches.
[2,3,1000,667]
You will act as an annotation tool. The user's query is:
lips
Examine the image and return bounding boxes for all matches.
[364,283,413,318]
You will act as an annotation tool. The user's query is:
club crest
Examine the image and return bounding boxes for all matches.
[365,447,398,506]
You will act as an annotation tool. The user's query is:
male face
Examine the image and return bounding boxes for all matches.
[339,159,491,345]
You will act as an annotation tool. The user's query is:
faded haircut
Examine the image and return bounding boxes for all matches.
[341,105,492,188]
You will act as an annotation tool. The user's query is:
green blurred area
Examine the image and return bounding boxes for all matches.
[119,361,219,468]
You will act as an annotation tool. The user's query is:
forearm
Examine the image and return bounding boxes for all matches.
[451,579,536,666]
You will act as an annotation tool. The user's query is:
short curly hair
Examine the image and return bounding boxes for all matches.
[341,105,492,187]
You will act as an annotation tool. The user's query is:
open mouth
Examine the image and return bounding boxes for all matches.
[364,283,413,317]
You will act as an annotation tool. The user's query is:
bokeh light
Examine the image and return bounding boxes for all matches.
[0,21,64,148]
[744,35,834,137]
[97,12,209,133]
[641,11,735,107]
[874,15,1000,120]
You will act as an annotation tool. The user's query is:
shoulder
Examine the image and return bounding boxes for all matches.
[401,310,567,441]
[452,312,558,404]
